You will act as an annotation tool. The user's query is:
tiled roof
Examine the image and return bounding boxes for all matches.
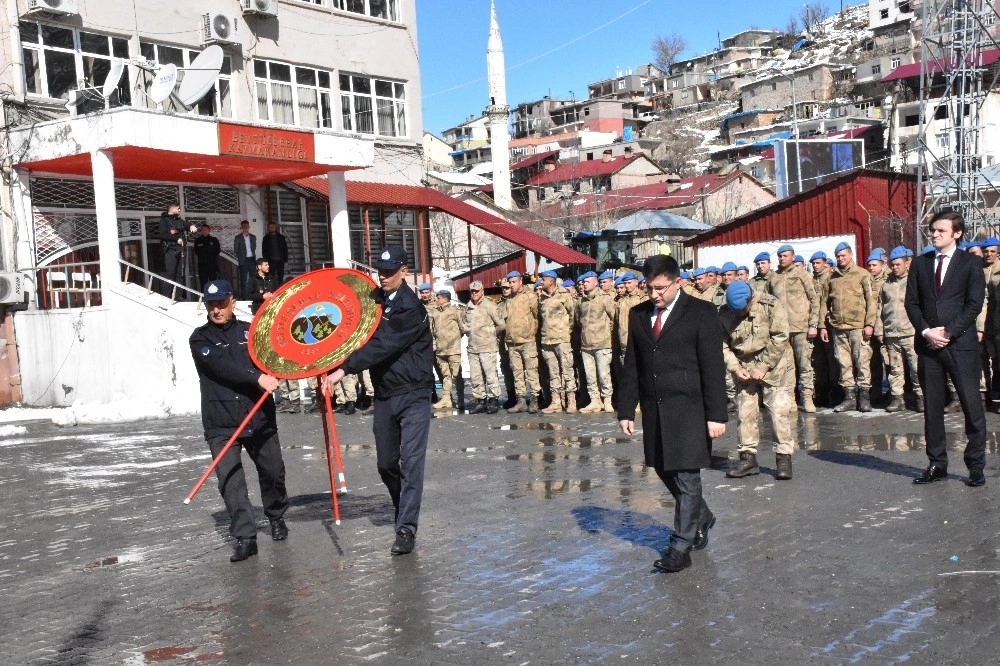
[882,49,1000,82]
[511,149,560,171]
[526,155,649,187]
[293,177,594,265]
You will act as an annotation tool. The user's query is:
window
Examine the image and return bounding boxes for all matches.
[771,82,777,91]
[333,0,399,21]
[617,80,626,90]
[880,8,889,19]
[898,1,910,12]
[139,42,232,118]
[20,21,131,109]
[891,57,900,68]
[255,59,333,128]
[872,64,882,75]
[340,74,406,137]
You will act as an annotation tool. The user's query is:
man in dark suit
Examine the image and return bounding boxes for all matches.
[905,210,987,487]
[233,220,257,299]
[618,254,728,572]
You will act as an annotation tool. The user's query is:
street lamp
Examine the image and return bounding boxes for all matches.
[777,70,803,196]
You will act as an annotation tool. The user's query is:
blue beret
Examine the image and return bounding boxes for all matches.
[578,271,597,281]
[692,267,707,277]
[539,270,558,279]
[562,279,575,287]
[810,251,827,261]
[866,251,885,264]
[435,290,451,298]
[680,271,692,280]
[726,281,753,310]
[621,271,637,281]
[983,237,1000,249]
[776,244,794,255]
[706,266,719,274]
[506,271,523,279]
[637,274,645,282]
[959,241,972,251]
[922,245,935,255]
[417,282,431,291]
[753,251,770,262]
[834,241,852,254]
[599,270,615,280]
[720,261,738,272]
[870,246,886,258]
[737,265,748,272]
[614,276,625,286]
[794,255,804,263]
[888,246,910,261]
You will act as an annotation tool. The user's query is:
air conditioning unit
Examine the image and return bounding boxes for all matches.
[241,0,277,17]
[202,14,240,46]
[0,273,25,305]
[25,0,79,16]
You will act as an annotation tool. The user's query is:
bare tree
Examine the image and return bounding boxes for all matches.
[652,34,688,71]
[785,16,800,36]
[646,119,703,177]
[429,212,463,270]
[799,2,829,32]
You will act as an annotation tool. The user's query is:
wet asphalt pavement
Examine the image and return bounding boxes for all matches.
[1,404,998,665]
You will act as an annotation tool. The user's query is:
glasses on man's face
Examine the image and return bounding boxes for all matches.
[646,281,676,293]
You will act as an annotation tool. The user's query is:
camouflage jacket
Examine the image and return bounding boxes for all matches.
[577,289,615,350]
[503,288,539,345]
[614,289,648,349]
[463,296,504,354]
[692,283,720,303]
[430,303,464,355]
[719,293,793,387]
[875,273,915,338]
[749,271,774,295]
[771,265,819,333]
[820,263,876,331]
[539,286,577,345]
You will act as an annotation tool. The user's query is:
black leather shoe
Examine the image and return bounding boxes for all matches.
[966,469,986,487]
[230,538,258,562]
[270,518,288,540]
[691,515,716,551]
[390,527,415,555]
[653,547,691,572]
[913,465,948,484]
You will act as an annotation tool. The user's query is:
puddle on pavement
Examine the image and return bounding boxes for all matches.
[435,445,506,453]
[802,431,1000,452]
[85,551,143,568]
[491,423,565,431]
[505,452,590,463]
[534,435,629,448]
[507,478,603,499]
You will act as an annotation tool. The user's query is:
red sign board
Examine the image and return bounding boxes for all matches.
[218,123,315,163]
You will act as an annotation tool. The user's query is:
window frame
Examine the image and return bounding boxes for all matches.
[339,73,407,138]
[332,0,400,22]
[254,58,334,129]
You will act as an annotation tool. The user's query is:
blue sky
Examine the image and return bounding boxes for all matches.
[417,0,862,136]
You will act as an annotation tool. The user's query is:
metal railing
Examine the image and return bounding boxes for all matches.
[120,259,205,304]
[26,260,103,310]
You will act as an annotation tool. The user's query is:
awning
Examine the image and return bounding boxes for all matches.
[510,149,560,171]
[294,177,596,266]
[882,49,1000,82]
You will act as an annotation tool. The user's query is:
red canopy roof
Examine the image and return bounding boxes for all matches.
[882,49,1000,82]
[526,155,645,187]
[511,149,560,171]
[294,177,595,265]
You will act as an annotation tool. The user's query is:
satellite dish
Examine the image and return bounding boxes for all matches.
[176,46,224,108]
[149,64,177,104]
[102,58,125,98]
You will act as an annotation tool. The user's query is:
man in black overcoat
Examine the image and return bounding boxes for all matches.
[905,210,987,487]
[617,254,728,572]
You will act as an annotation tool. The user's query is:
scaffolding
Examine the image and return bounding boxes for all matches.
[916,0,1000,239]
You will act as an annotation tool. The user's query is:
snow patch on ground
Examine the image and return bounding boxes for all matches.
[0,424,28,436]
[0,407,64,423]
[50,395,198,426]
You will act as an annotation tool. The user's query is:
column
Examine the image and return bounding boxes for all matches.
[11,169,34,275]
[328,170,351,269]
[91,150,122,294]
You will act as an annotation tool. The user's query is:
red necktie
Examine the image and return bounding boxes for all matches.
[935,254,944,294]
[653,308,664,337]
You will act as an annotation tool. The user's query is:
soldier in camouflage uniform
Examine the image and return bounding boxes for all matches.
[599,270,616,296]
[810,251,838,405]
[736,266,750,282]
[819,242,877,413]
[538,271,578,413]
[866,249,889,404]
[749,251,774,294]
[980,238,1000,402]
[876,246,922,412]
[576,271,616,413]
[690,267,720,303]
[720,281,795,480]
[496,279,518,408]
[503,271,541,413]
[773,244,820,413]
[333,374,358,415]
[462,280,504,414]
[429,290,465,410]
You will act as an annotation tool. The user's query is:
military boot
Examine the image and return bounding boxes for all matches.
[800,391,816,413]
[579,399,603,414]
[486,397,499,414]
[858,391,873,413]
[277,400,300,414]
[542,393,563,414]
[527,396,539,414]
[304,399,320,414]
[727,452,760,478]
[342,401,356,415]
[432,395,453,409]
[833,390,857,413]
[468,398,488,415]
[775,454,793,480]
[914,394,924,412]
[885,395,905,412]
[602,397,615,413]
[565,393,578,414]
[507,398,528,414]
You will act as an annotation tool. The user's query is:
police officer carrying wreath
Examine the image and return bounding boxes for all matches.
[189,279,289,563]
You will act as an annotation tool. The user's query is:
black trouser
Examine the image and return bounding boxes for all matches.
[198,261,218,292]
[372,389,431,534]
[919,347,987,471]
[654,468,711,554]
[238,259,255,299]
[163,244,183,292]
[268,260,285,286]
[207,430,288,540]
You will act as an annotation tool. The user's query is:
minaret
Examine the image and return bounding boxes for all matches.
[486,0,512,210]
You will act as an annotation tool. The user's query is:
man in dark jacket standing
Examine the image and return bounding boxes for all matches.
[261,222,289,285]
[158,203,195,292]
[323,246,434,555]
[193,224,221,291]
[189,279,289,562]
[618,254,728,573]
[233,220,257,299]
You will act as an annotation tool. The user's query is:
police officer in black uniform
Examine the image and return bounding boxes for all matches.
[193,223,221,292]
[323,246,434,555]
[157,203,196,292]
[190,279,289,562]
